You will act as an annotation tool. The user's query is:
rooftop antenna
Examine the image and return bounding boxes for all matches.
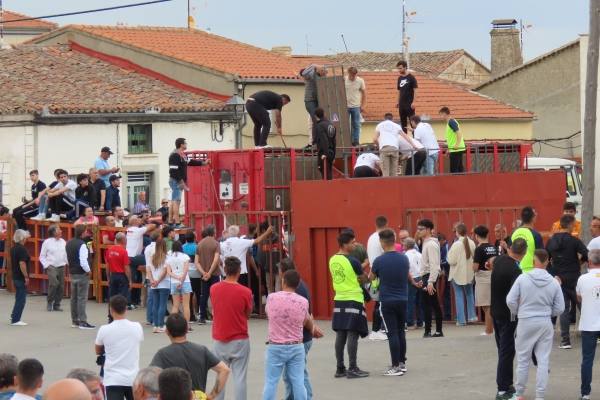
[305,34,310,55]
[341,34,349,53]
[402,0,417,68]
[520,19,533,59]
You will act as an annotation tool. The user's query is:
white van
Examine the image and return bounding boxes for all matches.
[526,157,582,217]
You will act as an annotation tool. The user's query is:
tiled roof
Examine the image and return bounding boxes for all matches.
[62,25,302,80]
[292,50,489,75]
[2,10,57,29]
[360,72,533,122]
[0,45,227,115]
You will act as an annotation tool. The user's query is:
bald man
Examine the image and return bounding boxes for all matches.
[44,379,91,400]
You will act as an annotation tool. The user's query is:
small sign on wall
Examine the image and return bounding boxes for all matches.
[219,183,233,200]
[239,182,249,195]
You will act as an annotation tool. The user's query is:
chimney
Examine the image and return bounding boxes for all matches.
[490,19,523,77]
[271,46,292,57]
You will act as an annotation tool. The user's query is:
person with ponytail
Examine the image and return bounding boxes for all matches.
[146,235,170,333]
[447,223,477,326]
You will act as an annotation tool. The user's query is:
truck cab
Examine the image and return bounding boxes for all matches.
[526,157,582,218]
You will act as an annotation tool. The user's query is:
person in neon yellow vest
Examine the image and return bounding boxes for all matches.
[439,106,465,173]
[328,229,369,379]
[511,206,544,273]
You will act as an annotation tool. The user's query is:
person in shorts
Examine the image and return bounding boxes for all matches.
[166,241,192,329]
[473,225,499,336]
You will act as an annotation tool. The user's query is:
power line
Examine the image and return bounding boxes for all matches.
[1,0,173,23]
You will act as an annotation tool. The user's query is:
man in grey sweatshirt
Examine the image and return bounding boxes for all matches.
[506,249,565,400]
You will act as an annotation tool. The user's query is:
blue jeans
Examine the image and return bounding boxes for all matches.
[347,107,361,144]
[283,341,312,400]
[451,280,477,325]
[263,344,306,400]
[406,278,424,326]
[11,279,26,323]
[151,288,170,328]
[422,152,439,175]
[582,331,600,396]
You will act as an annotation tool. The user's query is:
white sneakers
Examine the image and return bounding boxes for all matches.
[11,321,27,326]
[30,214,45,221]
[47,214,60,222]
[368,330,388,341]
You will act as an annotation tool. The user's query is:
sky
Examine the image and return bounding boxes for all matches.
[5,0,589,66]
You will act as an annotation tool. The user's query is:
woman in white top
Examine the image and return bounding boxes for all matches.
[166,240,191,328]
[146,237,170,333]
[447,223,477,326]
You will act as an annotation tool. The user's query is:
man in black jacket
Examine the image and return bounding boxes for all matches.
[168,138,209,227]
[66,224,95,330]
[491,238,527,400]
[314,108,336,180]
[546,214,588,350]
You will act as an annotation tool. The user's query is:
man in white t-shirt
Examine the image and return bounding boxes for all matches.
[409,115,440,176]
[366,215,387,341]
[95,295,143,400]
[588,216,600,251]
[47,170,77,219]
[353,152,381,178]
[126,216,158,307]
[577,249,600,399]
[374,113,402,177]
[220,224,273,287]
[404,237,424,329]
[345,67,367,147]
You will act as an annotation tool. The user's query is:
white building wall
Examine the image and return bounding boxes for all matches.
[2,120,235,211]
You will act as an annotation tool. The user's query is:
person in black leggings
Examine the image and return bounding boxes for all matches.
[245,91,291,147]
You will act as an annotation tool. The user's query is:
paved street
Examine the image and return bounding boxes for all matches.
[0,290,591,399]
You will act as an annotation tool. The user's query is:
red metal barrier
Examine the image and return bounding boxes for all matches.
[290,170,565,319]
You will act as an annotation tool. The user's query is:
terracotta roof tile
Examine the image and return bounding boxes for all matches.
[2,10,57,29]
[292,50,489,76]
[361,72,533,121]
[0,45,226,115]
[67,25,301,80]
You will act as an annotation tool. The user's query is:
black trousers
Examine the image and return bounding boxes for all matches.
[318,158,333,180]
[372,301,383,332]
[449,151,465,173]
[404,150,427,176]
[353,166,377,178]
[12,204,38,229]
[380,301,407,366]
[399,106,415,132]
[128,255,145,305]
[246,100,271,147]
[335,330,359,369]
[106,385,133,400]
[493,318,517,392]
[190,277,203,320]
[422,274,443,334]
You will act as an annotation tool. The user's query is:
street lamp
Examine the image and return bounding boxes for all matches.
[226,94,246,148]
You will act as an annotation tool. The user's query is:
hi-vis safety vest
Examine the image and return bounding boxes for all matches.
[329,254,364,303]
[445,119,465,153]
[511,227,535,273]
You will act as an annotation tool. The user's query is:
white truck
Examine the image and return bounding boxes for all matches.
[526,157,582,218]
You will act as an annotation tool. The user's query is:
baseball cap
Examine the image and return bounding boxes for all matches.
[109,174,121,182]
[101,146,114,154]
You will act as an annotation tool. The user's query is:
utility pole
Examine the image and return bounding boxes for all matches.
[402,0,409,68]
[582,0,599,244]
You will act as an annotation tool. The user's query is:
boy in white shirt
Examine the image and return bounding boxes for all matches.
[95,295,144,400]
[577,249,600,400]
[404,238,423,329]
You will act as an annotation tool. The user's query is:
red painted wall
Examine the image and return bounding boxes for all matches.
[290,171,566,319]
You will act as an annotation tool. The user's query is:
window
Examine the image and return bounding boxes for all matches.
[127,124,152,154]
[126,172,153,210]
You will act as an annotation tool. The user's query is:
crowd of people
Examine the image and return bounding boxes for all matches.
[245,61,464,180]
[323,205,600,400]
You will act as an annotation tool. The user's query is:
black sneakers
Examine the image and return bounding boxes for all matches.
[346,367,369,379]
[334,367,347,378]
[432,332,444,338]
[559,338,572,349]
[79,322,96,330]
